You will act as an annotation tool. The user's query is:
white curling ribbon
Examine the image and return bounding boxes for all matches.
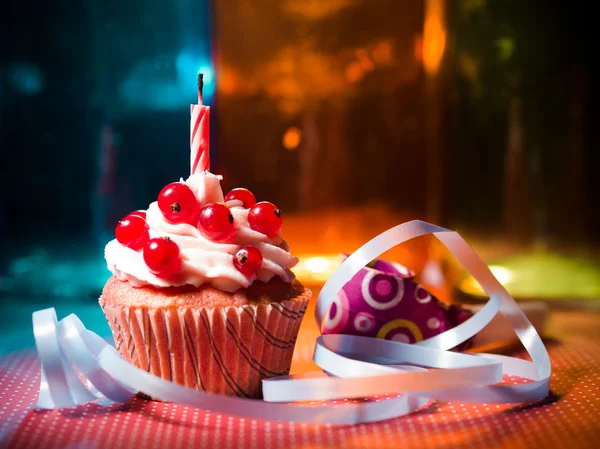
[32,220,550,424]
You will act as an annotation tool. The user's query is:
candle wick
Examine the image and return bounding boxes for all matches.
[197,73,204,104]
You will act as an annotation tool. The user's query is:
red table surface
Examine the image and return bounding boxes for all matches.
[1,308,600,449]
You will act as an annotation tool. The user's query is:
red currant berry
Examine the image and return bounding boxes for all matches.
[224,188,257,208]
[234,246,263,276]
[115,214,149,250]
[143,237,181,278]
[198,203,235,241]
[248,202,282,237]
[158,182,199,224]
[129,210,147,220]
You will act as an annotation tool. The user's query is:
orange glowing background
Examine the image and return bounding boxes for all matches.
[423,0,446,75]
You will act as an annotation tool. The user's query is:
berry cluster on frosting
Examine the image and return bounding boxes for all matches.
[114,184,282,280]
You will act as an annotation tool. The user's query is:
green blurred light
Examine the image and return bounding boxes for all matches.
[459,253,600,300]
[495,37,515,62]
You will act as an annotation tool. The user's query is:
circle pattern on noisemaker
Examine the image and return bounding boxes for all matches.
[361,272,404,310]
[323,288,350,334]
[353,312,375,333]
[415,285,432,304]
[321,258,469,345]
[376,318,424,343]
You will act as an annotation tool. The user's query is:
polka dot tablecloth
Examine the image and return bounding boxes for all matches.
[2,307,600,449]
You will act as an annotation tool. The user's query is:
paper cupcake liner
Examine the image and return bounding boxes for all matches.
[100,289,311,399]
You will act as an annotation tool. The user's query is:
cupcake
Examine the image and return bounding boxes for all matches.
[99,75,310,398]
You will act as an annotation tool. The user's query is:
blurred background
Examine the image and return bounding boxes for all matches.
[1,0,599,353]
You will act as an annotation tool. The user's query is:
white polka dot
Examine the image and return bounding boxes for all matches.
[391,334,410,343]
[427,317,441,329]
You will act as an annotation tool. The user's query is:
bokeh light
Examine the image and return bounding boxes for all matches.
[282,127,302,150]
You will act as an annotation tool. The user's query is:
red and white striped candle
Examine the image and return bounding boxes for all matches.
[190,73,210,174]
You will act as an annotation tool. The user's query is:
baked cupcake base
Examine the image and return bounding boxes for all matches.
[99,276,311,398]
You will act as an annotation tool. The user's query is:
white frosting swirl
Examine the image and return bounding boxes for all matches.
[105,172,298,292]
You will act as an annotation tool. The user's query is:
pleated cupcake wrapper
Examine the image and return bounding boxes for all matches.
[100,290,310,399]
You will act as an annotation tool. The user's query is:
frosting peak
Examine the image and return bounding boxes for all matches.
[105,172,298,292]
